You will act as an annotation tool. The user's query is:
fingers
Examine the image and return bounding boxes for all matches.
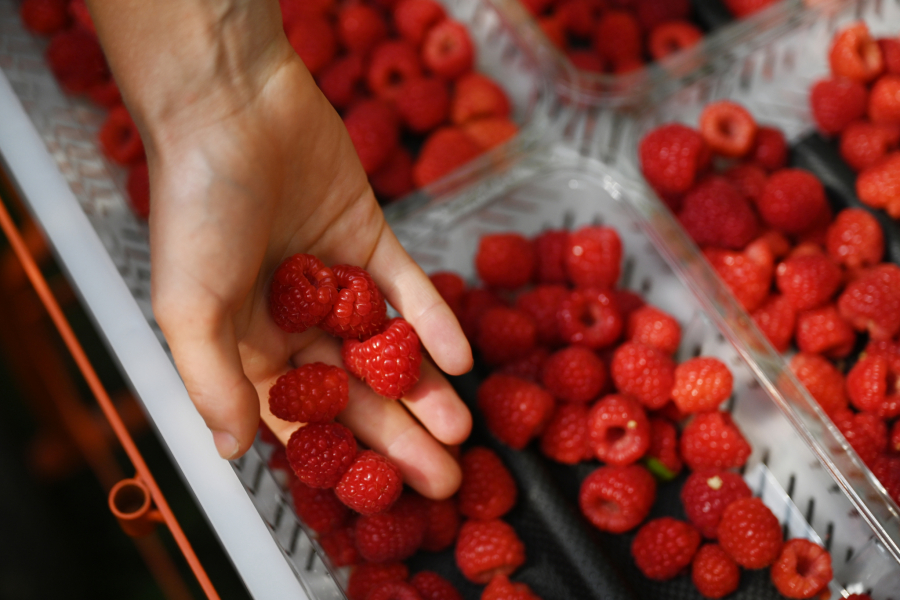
[366,227,473,376]
[401,359,472,446]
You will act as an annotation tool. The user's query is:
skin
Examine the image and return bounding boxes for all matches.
[86,0,473,498]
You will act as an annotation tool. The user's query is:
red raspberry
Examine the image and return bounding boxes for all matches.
[459,447,517,520]
[751,294,796,352]
[680,411,751,471]
[367,581,423,600]
[632,518,701,580]
[672,357,733,414]
[645,417,682,480]
[337,4,388,55]
[290,480,350,534]
[540,403,592,464]
[826,208,884,268]
[413,127,483,187]
[335,450,403,515]
[648,20,702,61]
[557,288,623,349]
[680,470,752,539]
[532,230,569,285]
[87,77,122,108]
[810,78,868,136]
[68,0,95,34]
[611,342,675,410]
[422,20,474,80]
[865,338,900,372]
[368,41,423,100]
[477,374,555,449]
[677,177,759,250]
[723,0,778,17]
[515,285,567,347]
[475,233,535,290]
[320,265,387,340]
[538,15,567,49]
[893,420,900,453]
[857,152,900,218]
[593,11,641,68]
[476,307,537,366]
[269,445,292,481]
[703,241,773,313]
[394,0,447,47]
[20,0,68,34]
[838,263,900,340]
[615,290,646,321]
[481,575,541,600]
[871,454,900,503]
[342,318,422,399]
[829,23,884,83]
[451,73,511,125]
[723,161,770,201]
[770,539,833,599]
[462,118,518,150]
[522,0,553,17]
[395,77,450,134]
[833,409,888,466]
[372,148,415,201]
[270,254,338,333]
[46,30,108,94]
[587,394,651,465]
[758,169,828,235]
[847,355,900,418]
[268,363,349,423]
[126,162,150,220]
[459,288,506,341]
[840,121,893,171]
[499,347,550,382]
[626,306,681,355]
[410,572,462,600]
[795,305,856,358]
[454,519,526,584]
[279,0,333,28]
[557,0,608,39]
[565,225,622,288]
[420,498,460,552]
[344,99,400,175]
[347,563,410,600]
[756,230,792,259]
[579,464,656,533]
[541,346,606,404]
[869,75,900,124]
[567,50,606,73]
[318,54,365,110]
[354,493,427,563]
[613,56,645,75]
[789,353,848,415]
[699,101,758,158]
[717,497,783,569]
[692,544,740,599]
[429,271,466,316]
[286,422,356,489]
[750,126,788,171]
[775,253,842,311]
[639,124,710,195]
[633,0,689,29]
[319,526,359,567]
[287,17,336,75]
[881,37,900,74]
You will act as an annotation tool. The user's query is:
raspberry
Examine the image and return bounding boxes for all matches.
[832,409,888,466]
[557,0,608,39]
[290,480,350,534]
[20,0,68,34]
[615,290,646,321]
[482,575,541,600]
[810,78,868,135]
[367,581,423,600]
[869,75,900,125]
[46,30,108,94]
[775,253,842,311]
[838,263,900,340]
[882,38,900,74]
[476,307,537,366]
[541,346,606,403]
[394,0,447,47]
[579,464,656,533]
[320,265,387,339]
[477,374,555,450]
[826,208,884,268]
[789,353,847,415]
[318,54,365,110]
[372,148,415,201]
[451,73,511,125]
[342,318,422,399]
[335,450,403,514]
[692,544,740,599]
[639,124,710,195]
[648,20,703,61]
[721,161,772,203]
[344,99,400,176]
[871,454,900,503]
[499,347,550,382]
[279,0,333,29]
[631,518,701,580]
[626,306,681,355]
[722,0,778,17]
[829,23,884,83]
[567,50,606,73]
[703,243,773,313]
[87,77,122,108]
[429,271,466,316]
[270,254,338,333]
[269,363,349,423]
[587,394,651,465]
[459,288,506,341]
[413,127,483,187]
[750,126,788,171]
[462,118,518,150]
[857,152,900,218]
[557,288,623,349]
[610,342,675,410]
[795,305,856,358]
[680,470,752,539]
[419,498,460,552]
[395,77,450,134]
[770,539,833,599]
[538,15,567,49]
[422,20,474,80]
[458,447,517,520]
[337,4,388,55]
[540,403,592,464]
[840,121,892,171]
[319,526,359,567]
[751,294,796,352]
[287,16,336,75]
[368,41,423,100]
[758,169,828,235]
[522,0,553,17]
[613,56,644,74]
[593,11,641,68]
[757,230,793,260]
[847,355,900,418]
[717,498,782,569]
[347,563,409,600]
[354,493,427,563]
[410,572,462,600]
[475,233,535,290]
[680,411,751,471]
[645,418,682,480]
[286,422,356,489]
[268,445,293,485]
[865,338,900,372]
[454,519,526,584]
[532,230,569,285]
[515,285,567,347]
[672,357,733,414]
[565,225,622,289]
[126,162,150,220]
[677,177,759,250]
[699,101,758,158]
[68,0,95,34]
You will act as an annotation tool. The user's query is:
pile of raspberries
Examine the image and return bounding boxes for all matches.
[520,0,779,76]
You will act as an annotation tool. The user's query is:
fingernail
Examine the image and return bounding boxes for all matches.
[212,430,239,459]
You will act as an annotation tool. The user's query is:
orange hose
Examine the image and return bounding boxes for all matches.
[0,197,221,600]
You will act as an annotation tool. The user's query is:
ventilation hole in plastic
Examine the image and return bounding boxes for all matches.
[760,448,771,467]
[725,394,735,413]
[288,523,302,556]
[620,256,636,288]
[786,474,796,499]
[805,498,816,525]
[272,501,284,529]
[640,277,652,294]
[562,211,575,230]
[691,344,702,358]
[782,521,790,540]
[305,544,318,571]
[249,461,264,494]
[717,333,725,343]
[830,483,841,494]
[591,214,605,226]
